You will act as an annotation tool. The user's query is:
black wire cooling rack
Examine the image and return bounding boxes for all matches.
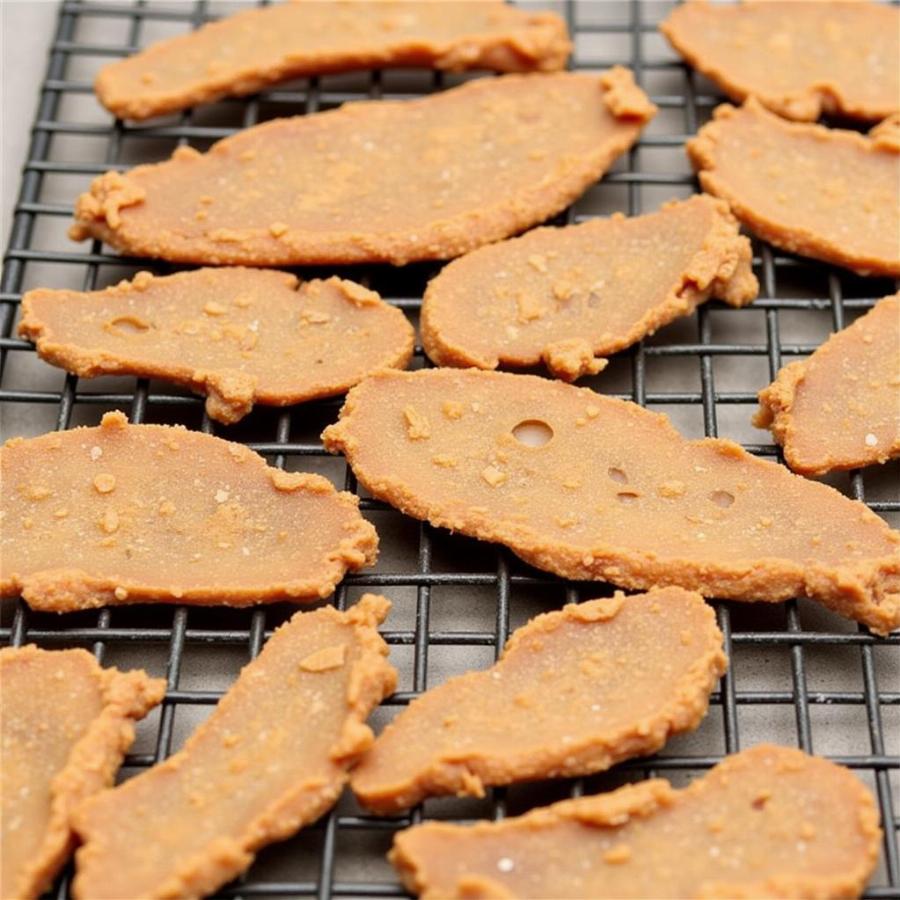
[2,1,899,897]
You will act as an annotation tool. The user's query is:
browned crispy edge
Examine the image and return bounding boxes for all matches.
[754,293,900,476]
[18,272,415,425]
[71,70,657,266]
[659,1,899,123]
[71,595,397,900]
[0,413,378,612]
[686,98,900,277]
[351,588,726,813]
[95,5,572,120]
[1,646,165,900]
[420,195,758,376]
[389,744,882,900]
[322,371,900,635]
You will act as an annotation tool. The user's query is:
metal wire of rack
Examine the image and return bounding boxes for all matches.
[1,1,898,897]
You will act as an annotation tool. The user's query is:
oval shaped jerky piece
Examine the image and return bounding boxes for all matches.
[95,1,571,121]
[322,369,900,635]
[72,595,396,900]
[687,98,900,277]
[0,412,377,612]
[391,744,881,899]
[660,1,899,123]
[19,269,414,425]
[352,587,725,813]
[755,294,900,476]
[421,195,757,380]
[1,646,164,900]
[70,70,656,266]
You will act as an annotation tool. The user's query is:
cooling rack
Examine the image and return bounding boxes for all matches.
[1,1,898,897]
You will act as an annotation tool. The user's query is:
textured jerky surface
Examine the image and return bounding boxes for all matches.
[71,70,655,266]
[660,0,899,122]
[0,646,164,900]
[95,0,571,120]
[72,595,395,900]
[19,269,414,425]
[1,411,376,611]
[391,744,881,899]
[756,293,900,476]
[421,195,757,380]
[687,98,900,276]
[323,369,900,634]
[352,587,725,813]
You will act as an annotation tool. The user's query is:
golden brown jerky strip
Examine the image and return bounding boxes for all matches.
[19,269,414,425]
[1,412,376,612]
[72,595,396,900]
[755,293,900,476]
[322,369,900,634]
[1,646,164,900]
[391,744,881,899]
[660,0,899,123]
[421,195,757,380]
[71,70,656,266]
[352,587,725,813]
[96,0,571,121]
[687,98,900,276]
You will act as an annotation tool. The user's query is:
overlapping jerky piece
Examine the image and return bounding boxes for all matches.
[352,587,725,813]
[95,1,571,120]
[391,744,881,899]
[421,195,757,380]
[1,646,164,900]
[72,595,396,900]
[687,98,900,276]
[1,412,376,612]
[322,369,900,634]
[660,1,899,123]
[70,70,656,266]
[19,269,414,425]
[755,294,900,476]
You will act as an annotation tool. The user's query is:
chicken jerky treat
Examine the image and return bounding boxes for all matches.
[660,0,899,123]
[421,195,757,380]
[323,369,900,635]
[352,587,725,813]
[95,1,571,121]
[70,69,656,266]
[19,269,414,425]
[1,412,376,612]
[72,595,396,900]
[755,293,900,476]
[391,744,881,899]
[687,98,900,277]
[1,646,164,900]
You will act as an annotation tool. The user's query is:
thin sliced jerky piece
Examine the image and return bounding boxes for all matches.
[19,269,414,425]
[391,744,881,899]
[421,195,757,380]
[1,411,376,612]
[70,70,656,266]
[660,1,899,123]
[352,587,725,813]
[95,1,571,120]
[755,293,900,476]
[322,369,900,634]
[1,646,164,900]
[72,595,396,900]
[687,98,900,276]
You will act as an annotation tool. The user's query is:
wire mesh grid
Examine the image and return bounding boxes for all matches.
[1,0,898,897]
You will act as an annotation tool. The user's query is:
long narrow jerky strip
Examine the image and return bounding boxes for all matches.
[391,745,881,899]
[1,646,164,900]
[96,0,570,120]
[73,595,396,900]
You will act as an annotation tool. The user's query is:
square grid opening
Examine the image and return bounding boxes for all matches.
[1,2,898,898]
